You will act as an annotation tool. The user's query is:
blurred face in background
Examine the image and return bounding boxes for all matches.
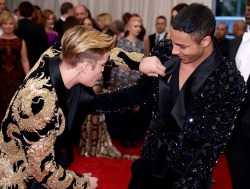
[97,16,105,30]
[74,5,88,24]
[246,0,250,25]
[155,18,167,34]
[215,23,228,41]
[128,19,142,37]
[2,17,16,35]
[83,18,93,28]
[0,0,6,14]
[46,13,56,29]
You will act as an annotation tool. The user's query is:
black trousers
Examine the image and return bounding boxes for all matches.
[128,158,212,189]
[227,144,250,189]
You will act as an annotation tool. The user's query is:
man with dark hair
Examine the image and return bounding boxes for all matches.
[149,16,167,51]
[124,3,245,189]
[15,1,48,68]
[54,2,74,39]
[226,1,250,189]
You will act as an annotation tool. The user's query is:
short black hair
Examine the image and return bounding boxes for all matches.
[170,3,188,22]
[60,2,73,15]
[19,1,34,18]
[172,3,215,43]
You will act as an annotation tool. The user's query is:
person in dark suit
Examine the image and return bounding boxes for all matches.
[15,1,48,69]
[149,16,167,52]
[215,22,230,59]
[121,3,245,189]
[226,1,250,189]
[54,2,74,40]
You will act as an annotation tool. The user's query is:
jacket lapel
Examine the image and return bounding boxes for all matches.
[159,55,180,124]
[67,85,96,131]
[48,56,68,121]
[171,49,222,129]
[229,35,243,62]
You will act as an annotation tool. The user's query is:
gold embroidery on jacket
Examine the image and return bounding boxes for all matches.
[109,47,144,70]
[1,45,90,188]
[0,128,32,188]
[12,75,57,132]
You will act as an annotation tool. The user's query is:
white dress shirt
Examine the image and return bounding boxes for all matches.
[235,26,250,82]
[155,31,167,43]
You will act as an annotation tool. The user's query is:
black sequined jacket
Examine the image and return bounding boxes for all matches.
[94,39,246,188]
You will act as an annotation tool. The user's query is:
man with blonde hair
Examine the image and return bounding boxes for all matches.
[0,25,114,189]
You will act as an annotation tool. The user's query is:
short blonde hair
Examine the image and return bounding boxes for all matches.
[0,11,18,29]
[97,13,112,29]
[61,25,114,67]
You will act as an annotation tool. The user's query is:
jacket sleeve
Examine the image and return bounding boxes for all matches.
[172,62,246,189]
[94,74,155,113]
[109,47,145,71]
[93,48,155,113]
[16,92,90,189]
[9,48,90,188]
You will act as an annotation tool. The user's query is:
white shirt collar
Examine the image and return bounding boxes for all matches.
[247,25,250,32]
[156,31,167,39]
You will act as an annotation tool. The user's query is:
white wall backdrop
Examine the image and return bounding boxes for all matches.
[7,0,215,35]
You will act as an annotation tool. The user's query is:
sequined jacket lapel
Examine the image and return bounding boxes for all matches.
[171,50,222,129]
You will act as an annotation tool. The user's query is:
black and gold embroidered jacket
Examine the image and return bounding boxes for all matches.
[0,43,92,189]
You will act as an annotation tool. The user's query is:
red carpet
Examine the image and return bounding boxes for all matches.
[69,141,232,189]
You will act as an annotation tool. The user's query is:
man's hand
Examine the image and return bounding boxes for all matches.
[84,173,99,189]
[139,56,166,77]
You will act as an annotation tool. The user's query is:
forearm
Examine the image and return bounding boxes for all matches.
[93,74,154,113]
[26,134,90,188]
[21,60,30,75]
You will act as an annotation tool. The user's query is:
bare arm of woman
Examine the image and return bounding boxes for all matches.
[112,34,118,47]
[143,35,150,57]
[21,40,30,75]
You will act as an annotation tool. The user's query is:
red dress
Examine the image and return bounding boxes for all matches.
[0,38,25,121]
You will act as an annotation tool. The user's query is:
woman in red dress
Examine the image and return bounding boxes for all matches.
[0,11,30,121]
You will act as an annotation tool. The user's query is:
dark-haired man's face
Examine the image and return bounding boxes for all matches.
[246,0,250,25]
[170,27,209,66]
